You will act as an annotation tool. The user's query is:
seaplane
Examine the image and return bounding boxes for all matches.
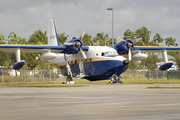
[0,19,179,84]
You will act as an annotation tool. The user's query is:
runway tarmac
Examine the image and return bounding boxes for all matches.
[0,84,180,120]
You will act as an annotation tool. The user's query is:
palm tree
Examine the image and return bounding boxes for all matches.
[0,34,5,44]
[8,32,21,44]
[17,38,27,44]
[165,37,177,46]
[93,32,110,46]
[80,33,94,46]
[57,33,69,45]
[148,33,163,46]
[107,38,117,46]
[124,29,137,41]
[123,29,144,46]
[135,26,151,45]
[135,27,163,46]
[28,30,47,45]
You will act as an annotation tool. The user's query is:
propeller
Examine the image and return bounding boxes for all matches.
[79,31,87,59]
[134,38,142,44]
[117,36,134,61]
[63,31,87,59]
[118,36,125,42]
[128,48,131,61]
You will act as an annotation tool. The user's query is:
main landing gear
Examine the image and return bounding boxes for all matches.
[63,53,74,84]
[66,75,74,84]
[109,74,123,84]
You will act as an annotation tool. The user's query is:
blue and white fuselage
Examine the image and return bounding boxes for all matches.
[49,46,128,81]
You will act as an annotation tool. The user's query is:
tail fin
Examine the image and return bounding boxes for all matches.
[47,19,60,45]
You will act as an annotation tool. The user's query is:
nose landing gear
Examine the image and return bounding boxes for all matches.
[109,74,123,84]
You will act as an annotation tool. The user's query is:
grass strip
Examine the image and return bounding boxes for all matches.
[121,79,180,84]
[0,83,88,87]
[147,85,180,89]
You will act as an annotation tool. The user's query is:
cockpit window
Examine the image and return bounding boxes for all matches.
[101,51,118,56]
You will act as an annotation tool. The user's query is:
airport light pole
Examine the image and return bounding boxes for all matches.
[107,8,114,46]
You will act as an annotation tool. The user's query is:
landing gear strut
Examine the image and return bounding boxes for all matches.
[64,53,74,84]
[109,74,123,84]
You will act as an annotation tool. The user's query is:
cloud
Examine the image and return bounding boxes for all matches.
[0,0,180,45]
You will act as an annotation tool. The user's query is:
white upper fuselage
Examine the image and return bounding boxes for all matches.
[48,46,126,64]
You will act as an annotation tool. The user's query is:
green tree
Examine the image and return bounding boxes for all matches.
[165,37,177,46]
[148,33,163,46]
[80,33,95,46]
[8,32,21,44]
[135,26,151,45]
[17,38,27,44]
[145,54,158,71]
[107,38,117,46]
[25,52,40,70]
[128,61,138,70]
[135,27,163,46]
[57,33,69,45]
[124,29,137,41]
[28,30,47,45]
[0,34,5,44]
[3,61,9,70]
[93,32,111,46]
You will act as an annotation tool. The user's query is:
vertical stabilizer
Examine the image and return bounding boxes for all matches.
[47,19,60,45]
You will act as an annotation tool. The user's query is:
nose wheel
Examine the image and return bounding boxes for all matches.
[109,74,123,84]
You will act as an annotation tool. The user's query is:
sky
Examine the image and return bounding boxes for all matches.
[0,0,180,46]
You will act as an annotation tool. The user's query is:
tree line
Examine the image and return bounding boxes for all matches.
[0,26,179,71]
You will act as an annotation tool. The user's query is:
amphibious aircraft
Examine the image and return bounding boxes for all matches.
[0,19,179,83]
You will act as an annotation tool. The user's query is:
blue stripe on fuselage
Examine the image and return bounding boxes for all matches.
[60,59,127,81]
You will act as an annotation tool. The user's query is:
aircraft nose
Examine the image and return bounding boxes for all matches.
[122,60,129,66]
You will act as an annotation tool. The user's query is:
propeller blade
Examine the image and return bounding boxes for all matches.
[118,36,125,42]
[134,38,142,43]
[80,48,87,59]
[64,42,74,45]
[81,31,86,41]
[128,48,132,61]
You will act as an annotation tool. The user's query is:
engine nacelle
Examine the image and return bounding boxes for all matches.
[113,38,134,55]
[132,53,148,60]
[39,52,57,60]
[159,62,173,71]
[63,37,84,54]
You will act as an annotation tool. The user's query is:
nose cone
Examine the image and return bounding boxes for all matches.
[122,60,129,66]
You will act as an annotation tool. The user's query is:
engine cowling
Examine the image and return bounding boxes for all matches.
[113,38,134,55]
[63,37,83,54]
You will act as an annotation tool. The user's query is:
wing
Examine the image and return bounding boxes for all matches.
[133,46,180,52]
[0,44,89,53]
